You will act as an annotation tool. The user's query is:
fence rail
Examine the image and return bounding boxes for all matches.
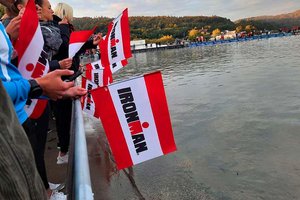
[68,99,94,200]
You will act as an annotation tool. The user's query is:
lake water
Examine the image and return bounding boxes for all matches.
[85,35,300,200]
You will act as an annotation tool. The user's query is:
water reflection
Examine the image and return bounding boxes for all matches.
[89,35,300,200]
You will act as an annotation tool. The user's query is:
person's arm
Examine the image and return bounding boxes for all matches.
[2,79,30,103]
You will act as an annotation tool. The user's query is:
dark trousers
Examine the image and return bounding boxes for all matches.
[52,99,72,153]
[23,104,50,190]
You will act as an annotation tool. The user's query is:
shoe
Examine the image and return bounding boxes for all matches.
[57,152,68,164]
[50,191,66,200]
[49,182,65,191]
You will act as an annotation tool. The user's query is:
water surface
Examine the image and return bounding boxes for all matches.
[86,35,300,200]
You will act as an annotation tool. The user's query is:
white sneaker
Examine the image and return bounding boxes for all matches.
[49,182,60,190]
[49,182,65,191]
[50,191,66,200]
[57,152,69,165]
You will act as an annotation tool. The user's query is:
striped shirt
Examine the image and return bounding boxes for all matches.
[0,22,30,124]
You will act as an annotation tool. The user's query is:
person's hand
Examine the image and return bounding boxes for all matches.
[5,15,21,41]
[18,8,25,17]
[35,69,75,100]
[93,33,102,45]
[59,58,73,69]
[63,86,87,99]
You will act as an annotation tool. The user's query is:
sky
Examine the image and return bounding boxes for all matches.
[50,0,300,21]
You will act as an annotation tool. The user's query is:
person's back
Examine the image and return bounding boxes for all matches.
[0,79,47,200]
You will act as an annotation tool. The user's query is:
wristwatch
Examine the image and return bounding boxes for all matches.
[28,79,43,98]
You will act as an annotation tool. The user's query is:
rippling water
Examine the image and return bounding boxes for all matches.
[86,35,300,200]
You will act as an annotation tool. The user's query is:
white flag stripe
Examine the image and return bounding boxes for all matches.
[111,61,124,74]
[91,69,104,86]
[82,79,98,117]
[108,17,125,64]
[69,42,84,58]
[109,77,163,164]
[18,26,44,79]
[91,60,104,69]
[25,99,37,116]
[0,32,11,81]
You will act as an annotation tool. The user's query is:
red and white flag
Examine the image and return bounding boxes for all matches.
[100,8,132,69]
[91,71,176,170]
[81,76,100,118]
[85,59,127,86]
[86,60,104,71]
[14,0,48,119]
[86,59,127,74]
[85,69,104,87]
[69,27,96,58]
[110,59,128,74]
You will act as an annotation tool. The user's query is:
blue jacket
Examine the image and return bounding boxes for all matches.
[0,22,30,124]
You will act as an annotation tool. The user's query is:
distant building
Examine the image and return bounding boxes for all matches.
[215,30,236,40]
[130,40,146,50]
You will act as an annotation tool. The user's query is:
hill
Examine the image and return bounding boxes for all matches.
[235,9,300,30]
[73,16,235,40]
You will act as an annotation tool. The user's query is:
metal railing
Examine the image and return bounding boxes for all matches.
[67,99,94,200]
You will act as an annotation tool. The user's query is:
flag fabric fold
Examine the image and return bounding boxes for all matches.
[69,26,96,58]
[81,76,100,118]
[99,8,131,84]
[90,71,176,170]
[14,0,48,119]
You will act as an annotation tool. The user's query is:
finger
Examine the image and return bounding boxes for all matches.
[55,69,74,76]
[62,81,75,90]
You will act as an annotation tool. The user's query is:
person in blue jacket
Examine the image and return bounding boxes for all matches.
[0,20,86,124]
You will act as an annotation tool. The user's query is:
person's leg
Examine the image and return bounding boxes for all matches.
[54,99,72,163]
[33,104,50,190]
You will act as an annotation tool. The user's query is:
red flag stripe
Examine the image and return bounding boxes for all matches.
[92,87,133,169]
[14,0,38,59]
[85,69,92,80]
[144,72,177,154]
[121,8,132,58]
[30,100,48,119]
[69,27,96,44]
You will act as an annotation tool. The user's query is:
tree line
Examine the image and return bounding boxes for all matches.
[1,4,297,43]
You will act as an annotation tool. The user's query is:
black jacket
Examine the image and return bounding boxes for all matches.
[52,15,96,74]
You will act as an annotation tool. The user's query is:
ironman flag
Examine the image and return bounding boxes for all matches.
[85,69,104,87]
[69,27,96,58]
[81,76,100,118]
[85,60,104,87]
[86,59,128,74]
[100,8,131,68]
[91,71,177,170]
[85,59,127,86]
[14,0,48,119]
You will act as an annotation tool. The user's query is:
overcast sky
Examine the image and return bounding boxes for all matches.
[50,0,300,21]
